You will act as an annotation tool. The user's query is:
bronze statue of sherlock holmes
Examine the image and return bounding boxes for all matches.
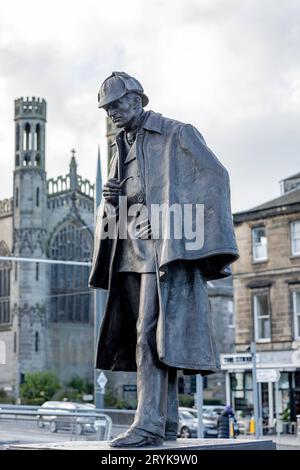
[89,72,239,447]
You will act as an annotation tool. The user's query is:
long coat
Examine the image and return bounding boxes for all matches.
[217,412,231,438]
[89,111,239,374]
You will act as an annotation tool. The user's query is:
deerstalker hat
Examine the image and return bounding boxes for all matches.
[98,71,149,108]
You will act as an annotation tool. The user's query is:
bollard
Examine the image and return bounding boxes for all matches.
[229,417,235,438]
[249,416,255,434]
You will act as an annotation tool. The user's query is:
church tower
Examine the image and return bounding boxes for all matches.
[12,97,48,395]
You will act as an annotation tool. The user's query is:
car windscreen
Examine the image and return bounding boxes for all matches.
[180,411,196,420]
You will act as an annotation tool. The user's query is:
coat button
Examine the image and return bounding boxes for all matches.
[137,195,144,203]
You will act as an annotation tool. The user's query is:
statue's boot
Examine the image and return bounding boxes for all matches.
[109,428,163,448]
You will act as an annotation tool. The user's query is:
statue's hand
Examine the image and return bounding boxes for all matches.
[102,177,131,206]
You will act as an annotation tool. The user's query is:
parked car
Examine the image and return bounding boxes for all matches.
[179,406,198,419]
[178,408,218,438]
[180,405,225,422]
[36,401,96,434]
[202,405,225,422]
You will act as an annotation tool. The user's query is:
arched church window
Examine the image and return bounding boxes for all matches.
[35,124,41,151]
[23,153,31,166]
[23,123,31,151]
[35,152,40,166]
[0,241,12,324]
[49,223,92,323]
[36,187,39,207]
[16,124,20,151]
[14,332,17,353]
[35,331,39,352]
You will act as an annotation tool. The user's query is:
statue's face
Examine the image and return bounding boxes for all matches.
[104,94,140,129]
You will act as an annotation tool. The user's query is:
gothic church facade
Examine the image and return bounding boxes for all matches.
[0,97,95,396]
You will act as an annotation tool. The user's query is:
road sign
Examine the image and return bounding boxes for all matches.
[83,394,93,401]
[257,369,280,383]
[97,372,108,389]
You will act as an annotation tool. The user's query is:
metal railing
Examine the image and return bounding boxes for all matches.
[0,404,112,441]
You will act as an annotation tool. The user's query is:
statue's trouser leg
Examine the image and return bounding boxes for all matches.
[165,368,179,437]
[131,272,169,438]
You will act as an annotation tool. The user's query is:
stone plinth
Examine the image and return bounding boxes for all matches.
[7,438,276,451]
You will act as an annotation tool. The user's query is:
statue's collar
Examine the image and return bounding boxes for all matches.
[116,110,163,141]
[142,110,163,134]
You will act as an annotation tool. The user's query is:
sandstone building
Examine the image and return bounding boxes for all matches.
[231,173,300,424]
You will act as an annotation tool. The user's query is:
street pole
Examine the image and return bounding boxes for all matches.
[258,381,263,436]
[94,146,107,410]
[15,349,20,404]
[275,380,280,437]
[251,341,260,439]
[196,374,204,438]
[14,320,21,405]
[268,381,274,430]
[225,372,231,408]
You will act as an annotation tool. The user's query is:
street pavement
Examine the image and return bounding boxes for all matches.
[253,434,300,451]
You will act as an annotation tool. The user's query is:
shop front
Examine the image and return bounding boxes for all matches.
[221,350,300,433]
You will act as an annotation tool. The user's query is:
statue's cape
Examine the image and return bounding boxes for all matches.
[88,111,239,373]
[89,111,239,289]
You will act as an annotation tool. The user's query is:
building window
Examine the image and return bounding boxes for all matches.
[252,227,267,262]
[15,187,19,208]
[293,291,300,340]
[16,124,20,151]
[0,241,12,324]
[23,122,31,151]
[253,293,271,342]
[35,123,41,151]
[14,332,17,353]
[291,221,300,256]
[49,223,92,323]
[36,262,39,281]
[36,187,39,207]
[230,371,254,414]
[35,332,39,352]
[35,152,40,166]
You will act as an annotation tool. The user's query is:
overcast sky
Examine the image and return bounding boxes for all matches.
[0,0,299,212]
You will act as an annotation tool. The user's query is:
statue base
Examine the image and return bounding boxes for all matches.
[7,438,275,450]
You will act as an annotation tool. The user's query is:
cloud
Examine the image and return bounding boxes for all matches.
[0,0,299,212]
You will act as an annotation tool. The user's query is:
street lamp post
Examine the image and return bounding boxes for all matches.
[93,146,107,410]
[196,374,204,438]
